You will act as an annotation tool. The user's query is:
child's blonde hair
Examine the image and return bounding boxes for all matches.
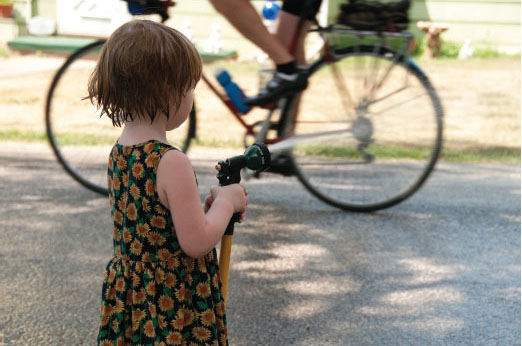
[88,20,202,126]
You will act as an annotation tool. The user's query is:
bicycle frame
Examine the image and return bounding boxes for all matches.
[198,72,269,142]
[132,0,415,149]
[195,0,328,147]
[45,1,443,210]
[196,1,415,150]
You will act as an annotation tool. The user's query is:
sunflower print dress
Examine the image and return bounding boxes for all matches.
[97,140,228,346]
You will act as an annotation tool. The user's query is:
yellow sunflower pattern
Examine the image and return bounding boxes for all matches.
[98,140,227,346]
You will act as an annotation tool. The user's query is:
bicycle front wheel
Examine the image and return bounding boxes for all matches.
[290,45,443,211]
[46,40,195,196]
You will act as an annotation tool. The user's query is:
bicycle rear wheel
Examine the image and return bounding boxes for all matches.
[289,45,443,211]
[46,40,195,196]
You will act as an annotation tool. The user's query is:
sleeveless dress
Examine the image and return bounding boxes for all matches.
[97,140,228,346]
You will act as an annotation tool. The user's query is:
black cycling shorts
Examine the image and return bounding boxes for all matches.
[282,0,323,20]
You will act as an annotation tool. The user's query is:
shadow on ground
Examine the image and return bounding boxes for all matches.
[0,148,519,345]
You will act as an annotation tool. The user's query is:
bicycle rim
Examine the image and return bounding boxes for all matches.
[290,45,443,212]
[46,40,195,196]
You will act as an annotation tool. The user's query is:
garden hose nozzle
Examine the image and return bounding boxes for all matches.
[215,143,271,187]
[216,143,271,305]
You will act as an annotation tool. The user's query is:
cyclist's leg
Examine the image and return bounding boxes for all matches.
[277,0,322,64]
[275,3,321,135]
[244,0,323,106]
[211,0,311,104]
[209,0,293,65]
[276,12,310,65]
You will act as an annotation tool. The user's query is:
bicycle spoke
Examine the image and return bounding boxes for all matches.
[329,63,356,118]
[365,85,408,109]
[368,57,401,101]
[364,45,383,101]
[368,91,430,116]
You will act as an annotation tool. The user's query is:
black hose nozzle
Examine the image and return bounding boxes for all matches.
[215,143,271,235]
[215,143,271,187]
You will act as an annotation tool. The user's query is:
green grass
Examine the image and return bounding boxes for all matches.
[0,129,116,146]
[0,129,47,142]
[440,146,521,164]
[325,34,519,60]
[0,129,237,149]
[296,143,432,160]
[436,40,461,59]
[411,39,509,59]
[293,142,520,164]
[1,129,519,163]
[414,39,519,59]
[53,132,118,146]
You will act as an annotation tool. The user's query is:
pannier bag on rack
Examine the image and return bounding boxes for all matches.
[337,0,411,32]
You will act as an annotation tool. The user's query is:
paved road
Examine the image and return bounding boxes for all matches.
[0,143,520,345]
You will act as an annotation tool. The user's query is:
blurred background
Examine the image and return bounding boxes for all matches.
[0,1,520,345]
[0,0,520,163]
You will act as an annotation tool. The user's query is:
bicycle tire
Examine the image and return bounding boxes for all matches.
[45,39,196,196]
[288,45,443,212]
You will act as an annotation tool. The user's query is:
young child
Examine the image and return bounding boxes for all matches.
[89,20,247,346]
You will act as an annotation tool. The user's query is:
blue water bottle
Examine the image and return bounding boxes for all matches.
[215,68,251,114]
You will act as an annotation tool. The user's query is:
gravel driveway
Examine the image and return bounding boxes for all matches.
[0,143,520,345]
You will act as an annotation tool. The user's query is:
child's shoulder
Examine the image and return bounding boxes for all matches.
[157,147,192,174]
[156,144,197,205]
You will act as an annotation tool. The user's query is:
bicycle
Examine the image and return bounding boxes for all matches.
[45,0,443,212]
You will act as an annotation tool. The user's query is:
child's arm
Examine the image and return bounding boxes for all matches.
[157,150,247,258]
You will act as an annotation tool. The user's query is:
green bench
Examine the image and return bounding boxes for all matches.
[7,35,236,63]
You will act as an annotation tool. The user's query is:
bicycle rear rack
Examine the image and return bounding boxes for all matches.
[313,24,415,59]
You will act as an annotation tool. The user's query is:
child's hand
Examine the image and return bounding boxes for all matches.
[210,184,248,215]
[206,192,246,222]
[204,194,214,213]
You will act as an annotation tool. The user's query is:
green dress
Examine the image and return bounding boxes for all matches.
[97,140,228,346]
